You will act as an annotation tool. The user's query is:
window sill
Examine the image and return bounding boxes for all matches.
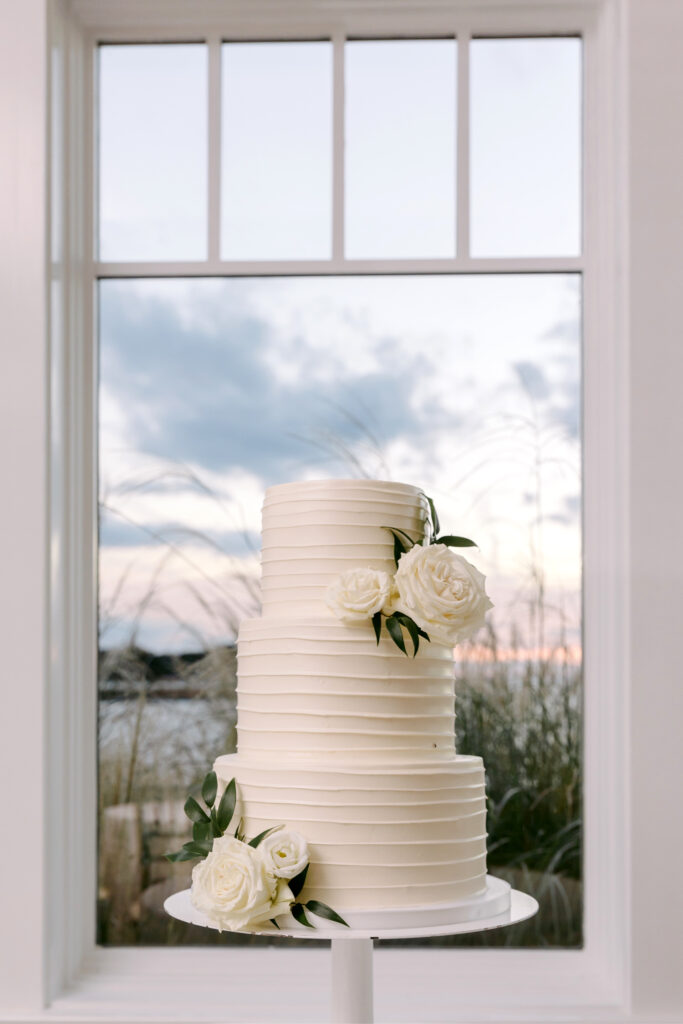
[12,946,624,1023]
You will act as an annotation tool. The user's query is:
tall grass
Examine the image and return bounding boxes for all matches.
[456,650,582,882]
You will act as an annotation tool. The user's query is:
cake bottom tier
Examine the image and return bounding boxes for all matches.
[214,753,488,911]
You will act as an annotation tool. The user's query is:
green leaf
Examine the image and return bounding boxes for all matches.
[435,535,476,548]
[210,808,222,838]
[305,899,350,927]
[393,612,420,657]
[393,611,430,642]
[201,770,218,808]
[165,848,196,863]
[426,494,440,537]
[248,825,282,848]
[183,839,213,857]
[372,611,382,645]
[289,863,309,900]
[382,526,411,568]
[216,777,236,832]
[387,526,418,547]
[270,917,281,929]
[165,839,212,863]
[184,795,210,824]
[193,820,211,842]
[291,902,315,928]
[385,614,407,655]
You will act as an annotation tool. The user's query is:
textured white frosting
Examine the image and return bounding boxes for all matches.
[261,479,428,615]
[237,617,456,762]
[214,479,488,912]
[215,755,487,909]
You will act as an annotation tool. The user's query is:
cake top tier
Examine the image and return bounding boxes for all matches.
[260,479,428,617]
[264,478,424,502]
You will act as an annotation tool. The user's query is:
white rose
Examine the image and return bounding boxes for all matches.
[258,829,309,880]
[326,568,393,623]
[245,877,294,926]
[191,835,282,932]
[394,544,493,647]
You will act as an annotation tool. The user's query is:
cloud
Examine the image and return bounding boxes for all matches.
[100,284,427,483]
[542,318,580,344]
[99,514,259,556]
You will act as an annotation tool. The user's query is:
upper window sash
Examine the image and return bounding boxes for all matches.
[94,32,584,277]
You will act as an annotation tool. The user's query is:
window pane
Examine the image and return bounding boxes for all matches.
[99,45,208,261]
[221,42,332,260]
[470,38,582,257]
[345,40,456,259]
[99,274,581,947]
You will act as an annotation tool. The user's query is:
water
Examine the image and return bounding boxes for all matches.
[99,696,236,794]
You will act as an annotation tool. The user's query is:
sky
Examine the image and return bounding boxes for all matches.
[97,38,582,655]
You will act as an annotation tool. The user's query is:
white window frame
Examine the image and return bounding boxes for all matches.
[1,0,635,1020]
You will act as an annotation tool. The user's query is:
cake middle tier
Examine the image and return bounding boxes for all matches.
[236,617,456,763]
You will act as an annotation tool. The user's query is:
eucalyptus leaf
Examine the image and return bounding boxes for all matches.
[248,825,282,848]
[201,770,218,808]
[385,614,407,655]
[426,494,440,537]
[184,795,210,824]
[216,777,236,832]
[291,902,314,928]
[372,611,382,645]
[305,899,350,927]
[435,535,476,548]
[289,863,309,899]
[193,820,211,842]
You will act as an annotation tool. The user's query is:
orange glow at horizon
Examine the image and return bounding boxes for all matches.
[456,643,582,665]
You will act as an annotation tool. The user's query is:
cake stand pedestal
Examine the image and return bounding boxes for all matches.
[165,877,538,1024]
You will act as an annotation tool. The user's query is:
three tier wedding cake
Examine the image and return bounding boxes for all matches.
[172,480,510,931]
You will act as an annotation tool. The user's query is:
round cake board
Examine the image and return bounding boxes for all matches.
[164,875,537,940]
[165,877,538,1024]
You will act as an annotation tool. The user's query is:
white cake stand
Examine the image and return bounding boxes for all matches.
[165,876,538,1024]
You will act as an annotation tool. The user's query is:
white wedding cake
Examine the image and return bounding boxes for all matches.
[209,479,509,927]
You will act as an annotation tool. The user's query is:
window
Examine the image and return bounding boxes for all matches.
[97,36,582,950]
[33,1,631,1018]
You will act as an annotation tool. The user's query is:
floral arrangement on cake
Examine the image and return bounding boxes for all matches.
[326,493,493,655]
[166,771,348,932]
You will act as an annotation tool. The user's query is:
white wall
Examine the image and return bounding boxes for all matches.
[0,0,47,1013]
[628,0,683,1018]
